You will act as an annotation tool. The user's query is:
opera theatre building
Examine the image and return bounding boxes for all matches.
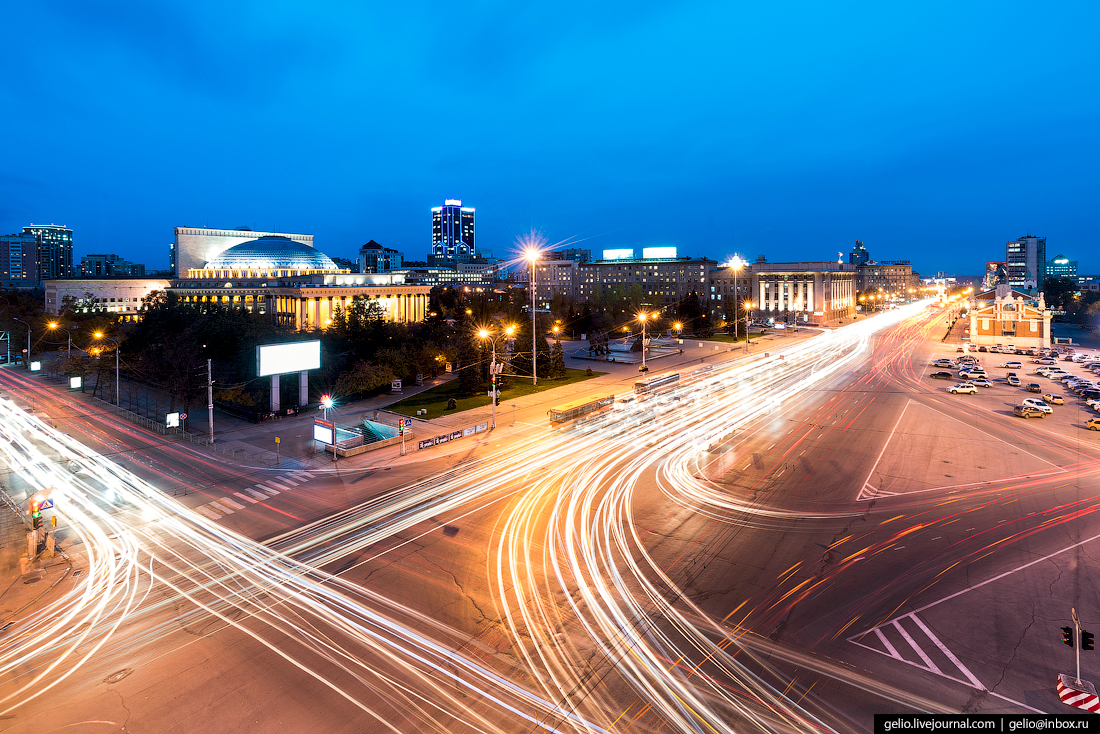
[46,230,431,330]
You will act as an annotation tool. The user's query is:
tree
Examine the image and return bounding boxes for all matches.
[334,360,396,399]
[456,335,482,397]
[1042,277,1079,311]
[549,340,566,379]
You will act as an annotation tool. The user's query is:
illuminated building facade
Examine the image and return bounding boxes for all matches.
[1006,235,1046,292]
[44,277,170,320]
[575,248,716,308]
[24,224,73,281]
[753,261,856,324]
[172,226,314,277]
[0,233,37,287]
[431,199,475,262]
[968,284,1051,349]
[1046,254,1077,281]
[80,253,145,277]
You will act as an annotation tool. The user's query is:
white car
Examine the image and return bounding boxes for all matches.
[1020,397,1054,414]
[1000,361,1023,369]
[949,383,978,395]
[969,378,993,388]
[1007,375,1022,386]
[1043,393,1064,405]
[960,369,988,380]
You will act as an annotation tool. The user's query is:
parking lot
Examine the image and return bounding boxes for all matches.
[928,346,1100,432]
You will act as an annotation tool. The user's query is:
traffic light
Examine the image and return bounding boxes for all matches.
[1083,631,1094,651]
[1063,626,1075,647]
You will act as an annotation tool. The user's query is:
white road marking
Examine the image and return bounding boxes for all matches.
[873,627,900,659]
[243,487,268,500]
[908,613,985,690]
[275,475,303,485]
[232,491,260,504]
[265,479,295,490]
[256,484,280,496]
[891,619,941,674]
[196,505,221,519]
[207,501,234,514]
[220,496,246,509]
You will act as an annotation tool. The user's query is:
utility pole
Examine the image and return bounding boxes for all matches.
[207,359,214,443]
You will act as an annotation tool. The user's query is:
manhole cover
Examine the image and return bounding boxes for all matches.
[21,571,45,584]
[104,668,133,684]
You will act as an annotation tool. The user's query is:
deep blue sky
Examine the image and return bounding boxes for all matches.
[2,2,1097,276]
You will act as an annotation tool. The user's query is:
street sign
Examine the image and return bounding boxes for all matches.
[39,499,54,510]
[402,418,411,428]
[275,436,281,444]
[180,413,187,420]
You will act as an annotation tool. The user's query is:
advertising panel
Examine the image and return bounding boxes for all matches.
[313,419,334,444]
[642,246,677,259]
[602,249,634,260]
[257,341,321,377]
[418,439,434,450]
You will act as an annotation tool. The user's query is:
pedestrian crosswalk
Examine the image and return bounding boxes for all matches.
[196,470,313,520]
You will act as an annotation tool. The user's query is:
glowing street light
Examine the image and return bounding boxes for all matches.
[320,394,334,421]
[637,312,653,372]
[48,322,72,360]
[526,248,541,386]
[478,324,515,429]
[743,301,755,353]
[726,255,747,343]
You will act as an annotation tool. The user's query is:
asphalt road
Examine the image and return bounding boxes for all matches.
[4,303,1100,732]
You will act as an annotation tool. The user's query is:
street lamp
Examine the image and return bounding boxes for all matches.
[526,248,541,386]
[743,301,755,353]
[320,394,334,421]
[478,324,515,429]
[727,255,746,342]
[93,332,120,406]
[48,322,71,360]
[637,312,653,372]
[12,317,30,369]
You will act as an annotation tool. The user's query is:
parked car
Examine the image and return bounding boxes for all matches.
[1043,393,1065,405]
[1021,398,1054,414]
[960,369,988,379]
[1027,383,1042,393]
[1000,361,1023,369]
[1087,418,1100,431]
[949,383,978,395]
[1036,358,1058,365]
[969,378,993,388]
[930,371,954,380]
[1007,376,1022,387]
[932,359,955,368]
[1081,390,1100,401]
[1014,404,1047,419]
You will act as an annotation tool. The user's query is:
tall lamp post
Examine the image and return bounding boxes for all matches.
[526,248,541,386]
[94,332,119,405]
[12,317,30,368]
[48,322,72,361]
[478,324,515,429]
[637,312,653,372]
[744,301,755,353]
[727,255,746,342]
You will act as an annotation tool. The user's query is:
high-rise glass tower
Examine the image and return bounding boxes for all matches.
[24,224,74,281]
[431,199,475,261]
[1006,235,1046,292]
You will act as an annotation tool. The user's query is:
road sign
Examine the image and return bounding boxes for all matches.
[180,413,187,420]
[275,436,281,444]
[39,499,54,510]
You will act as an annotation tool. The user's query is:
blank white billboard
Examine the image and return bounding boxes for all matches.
[603,249,634,260]
[642,247,677,259]
[257,340,321,377]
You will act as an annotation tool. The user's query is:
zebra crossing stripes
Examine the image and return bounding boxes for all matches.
[849,612,985,690]
[197,471,315,519]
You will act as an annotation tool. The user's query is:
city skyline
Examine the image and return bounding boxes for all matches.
[2,2,1097,277]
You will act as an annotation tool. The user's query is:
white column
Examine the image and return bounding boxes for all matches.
[299,370,309,406]
[271,374,280,412]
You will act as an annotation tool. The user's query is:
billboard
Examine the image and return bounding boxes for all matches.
[313,418,334,444]
[642,247,677,259]
[257,341,321,377]
[603,249,634,260]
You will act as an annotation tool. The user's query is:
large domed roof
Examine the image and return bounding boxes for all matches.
[205,236,338,270]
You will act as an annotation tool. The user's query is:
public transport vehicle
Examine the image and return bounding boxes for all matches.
[548,395,616,424]
[633,373,680,396]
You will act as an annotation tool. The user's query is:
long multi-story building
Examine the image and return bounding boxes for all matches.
[706,261,753,325]
[752,260,856,324]
[575,248,715,309]
[431,199,475,262]
[0,233,38,288]
[1006,235,1046,292]
[24,224,73,281]
[856,260,914,297]
[80,253,145,277]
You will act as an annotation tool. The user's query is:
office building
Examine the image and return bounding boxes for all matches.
[856,260,914,297]
[358,240,403,273]
[1046,254,1077,282]
[752,260,856,324]
[172,226,314,277]
[849,240,870,266]
[24,224,73,281]
[532,259,581,307]
[0,233,38,288]
[1006,235,1046,292]
[44,277,170,321]
[80,253,145,277]
[431,199,475,262]
[576,248,715,309]
[706,263,753,324]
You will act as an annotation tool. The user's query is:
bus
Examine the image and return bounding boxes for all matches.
[633,373,680,396]
[548,395,616,424]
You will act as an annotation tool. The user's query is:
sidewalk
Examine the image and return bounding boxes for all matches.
[0,508,84,635]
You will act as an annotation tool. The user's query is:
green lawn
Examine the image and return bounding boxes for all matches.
[385,368,606,420]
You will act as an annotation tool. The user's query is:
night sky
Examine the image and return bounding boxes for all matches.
[2,2,1097,276]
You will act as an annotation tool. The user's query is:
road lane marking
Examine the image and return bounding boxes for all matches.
[256,484,280,495]
[220,496,246,509]
[891,620,941,674]
[265,479,295,490]
[232,491,260,504]
[207,501,234,514]
[243,487,268,500]
[275,475,303,485]
[873,627,900,659]
[196,505,221,519]
[908,613,984,690]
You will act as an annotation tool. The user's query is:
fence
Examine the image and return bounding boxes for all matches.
[90,396,200,439]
